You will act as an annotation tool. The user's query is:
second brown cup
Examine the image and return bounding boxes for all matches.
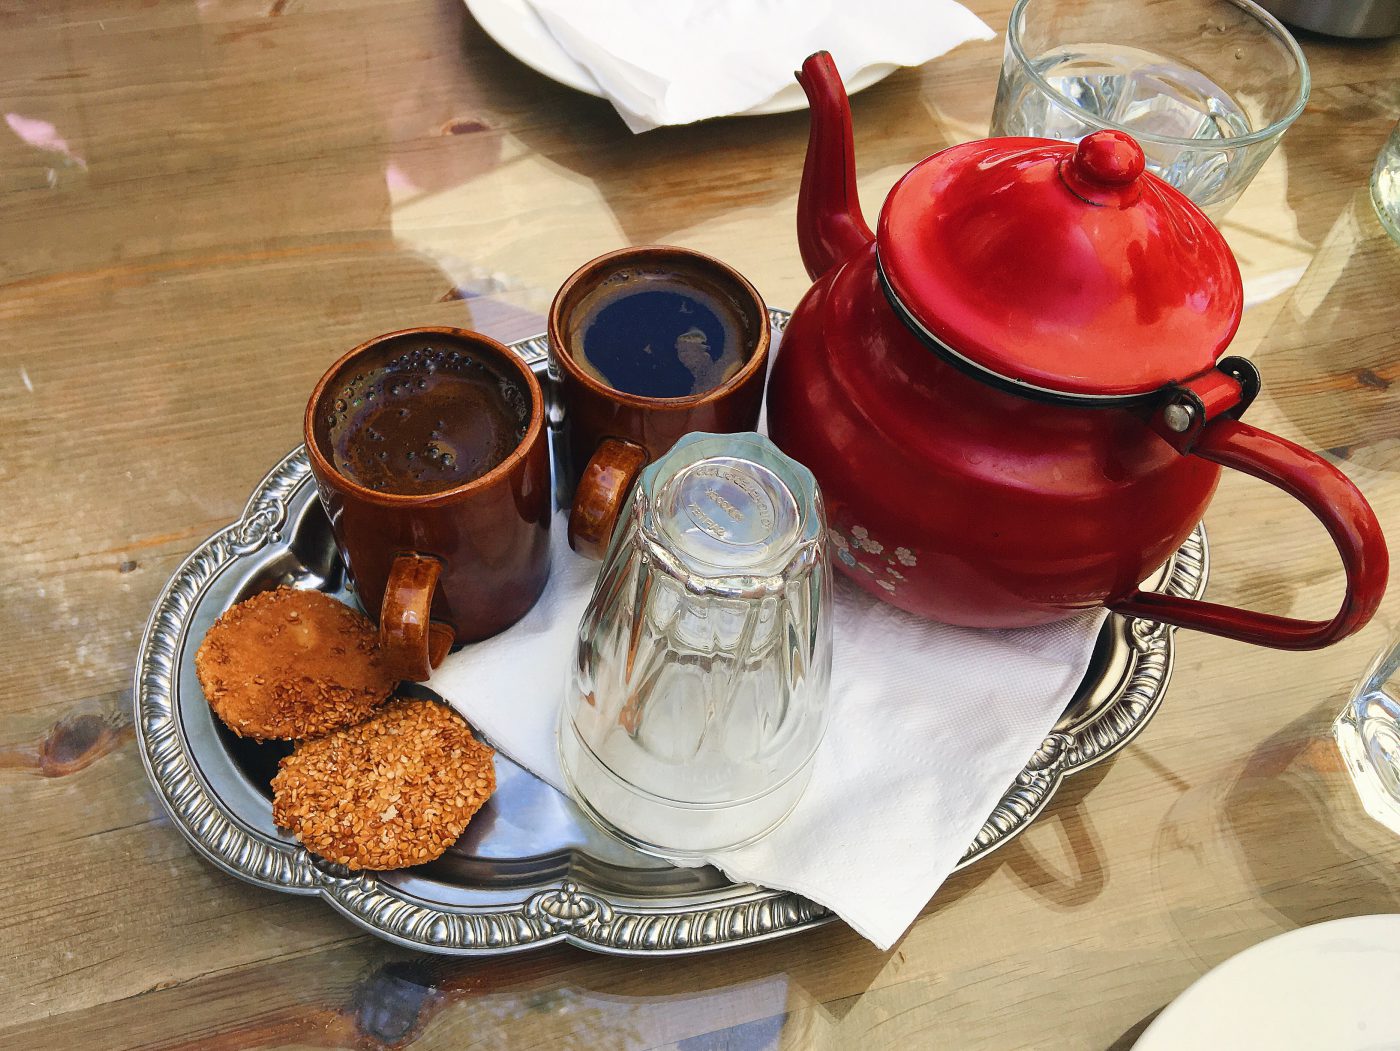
[304,327,552,681]
[550,245,771,558]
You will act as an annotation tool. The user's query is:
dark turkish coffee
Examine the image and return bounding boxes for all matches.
[569,271,749,399]
[324,341,530,496]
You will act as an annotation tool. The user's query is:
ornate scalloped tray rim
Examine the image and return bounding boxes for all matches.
[133,312,1208,956]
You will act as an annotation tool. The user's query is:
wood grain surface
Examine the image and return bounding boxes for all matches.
[2,1,1398,1048]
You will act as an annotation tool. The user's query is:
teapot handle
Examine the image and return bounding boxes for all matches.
[1108,418,1388,650]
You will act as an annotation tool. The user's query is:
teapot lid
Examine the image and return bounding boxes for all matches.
[876,130,1243,403]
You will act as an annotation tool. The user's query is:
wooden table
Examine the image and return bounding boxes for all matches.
[3,2,1398,1047]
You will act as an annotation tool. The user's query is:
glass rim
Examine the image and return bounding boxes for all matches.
[563,710,826,810]
[1005,0,1312,150]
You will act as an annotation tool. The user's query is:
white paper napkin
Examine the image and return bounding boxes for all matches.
[429,514,1104,949]
[521,0,995,132]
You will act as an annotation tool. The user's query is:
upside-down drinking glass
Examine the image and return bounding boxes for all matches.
[559,432,832,858]
[989,0,1310,218]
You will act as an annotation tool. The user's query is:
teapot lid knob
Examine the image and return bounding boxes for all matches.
[1071,130,1145,186]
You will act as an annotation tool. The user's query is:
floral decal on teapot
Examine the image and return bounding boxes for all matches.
[829,525,917,594]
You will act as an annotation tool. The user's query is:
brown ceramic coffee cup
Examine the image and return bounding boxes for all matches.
[304,327,551,681]
[550,245,771,559]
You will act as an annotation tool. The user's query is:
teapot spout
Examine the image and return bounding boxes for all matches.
[796,52,874,281]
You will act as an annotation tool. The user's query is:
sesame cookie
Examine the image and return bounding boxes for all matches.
[270,699,496,870]
[195,586,397,740]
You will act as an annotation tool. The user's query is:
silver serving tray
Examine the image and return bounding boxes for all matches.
[133,312,1208,957]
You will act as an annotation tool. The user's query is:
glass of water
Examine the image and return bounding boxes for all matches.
[1335,626,1400,837]
[559,431,832,858]
[990,0,1310,218]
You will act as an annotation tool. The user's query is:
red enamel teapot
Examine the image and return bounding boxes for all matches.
[765,52,1388,649]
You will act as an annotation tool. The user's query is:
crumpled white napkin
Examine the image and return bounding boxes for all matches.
[521,0,995,132]
[429,513,1104,949]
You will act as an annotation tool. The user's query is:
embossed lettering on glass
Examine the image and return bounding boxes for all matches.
[560,432,833,857]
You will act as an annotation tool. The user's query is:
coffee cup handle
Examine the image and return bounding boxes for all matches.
[569,438,650,560]
[380,553,455,681]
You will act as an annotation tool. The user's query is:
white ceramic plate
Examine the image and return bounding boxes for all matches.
[464,0,896,117]
[1134,915,1400,1050]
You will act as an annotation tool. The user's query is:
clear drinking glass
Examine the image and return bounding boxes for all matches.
[1335,625,1400,837]
[559,431,833,858]
[1371,120,1400,243]
[989,0,1310,218]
